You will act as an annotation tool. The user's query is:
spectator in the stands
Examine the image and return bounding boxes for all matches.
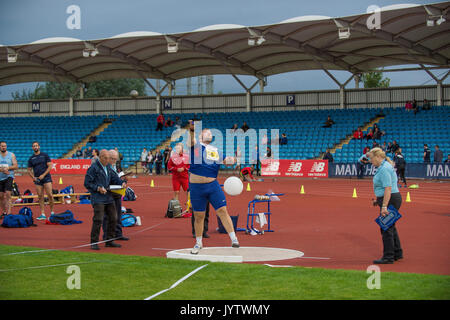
[230,124,239,132]
[434,145,444,163]
[381,142,387,152]
[147,151,155,175]
[444,154,450,164]
[163,147,171,175]
[391,140,400,154]
[422,99,431,111]
[423,144,431,163]
[372,141,380,149]
[175,116,182,129]
[373,128,382,140]
[241,122,250,132]
[363,146,370,154]
[323,149,334,163]
[114,147,123,172]
[353,127,363,139]
[322,115,335,128]
[412,99,420,115]
[84,146,93,158]
[75,148,83,158]
[165,117,174,127]
[364,129,374,141]
[88,135,97,143]
[156,112,165,131]
[373,124,385,139]
[386,142,393,154]
[141,148,148,173]
[279,133,288,145]
[155,149,164,175]
[91,149,99,165]
[405,100,413,112]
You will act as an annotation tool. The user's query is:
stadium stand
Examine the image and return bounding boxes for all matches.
[334,106,449,163]
[2,106,448,169]
[0,115,105,167]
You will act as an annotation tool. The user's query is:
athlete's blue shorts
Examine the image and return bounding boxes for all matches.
[189,180,227,212]
[33,174,52,186]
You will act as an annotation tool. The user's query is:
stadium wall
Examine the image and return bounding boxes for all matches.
[0,84,448,117]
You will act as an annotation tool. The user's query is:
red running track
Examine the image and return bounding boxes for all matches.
[1,174,449,275]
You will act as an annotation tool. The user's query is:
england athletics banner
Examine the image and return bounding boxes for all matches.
[51,159,91,175]
[261,159,328,178]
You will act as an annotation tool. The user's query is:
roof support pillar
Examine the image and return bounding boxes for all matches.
[322,70,355,109]
[142,77,170,114]
[228,73,260,112]
[420,65,450,106]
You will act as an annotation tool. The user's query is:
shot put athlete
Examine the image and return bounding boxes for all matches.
[187,120,240,254]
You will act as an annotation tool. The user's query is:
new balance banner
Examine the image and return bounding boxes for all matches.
[261,159,328,177]
[51,159,91,174]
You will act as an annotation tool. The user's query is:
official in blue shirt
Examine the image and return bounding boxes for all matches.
[84,149,126,250]
[367,147,403,264]
[187,120,239,254]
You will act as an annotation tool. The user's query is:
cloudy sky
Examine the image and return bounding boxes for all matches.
[0,0,447,99]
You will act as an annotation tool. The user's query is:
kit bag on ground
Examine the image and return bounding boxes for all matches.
[123,187,137,201]
[23,189,33,203]
[121,213,137,227]
[1,207,36,228]
[48,210,82,225]
[165,199,182,218]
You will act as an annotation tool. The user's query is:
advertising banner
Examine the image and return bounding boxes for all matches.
[260,159,328,177]
[51,159,91,175]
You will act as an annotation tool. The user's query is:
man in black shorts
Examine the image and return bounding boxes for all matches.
[0,141,18,219]
[27,141,55,220]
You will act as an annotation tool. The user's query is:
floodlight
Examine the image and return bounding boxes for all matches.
[424,6,446,27]
[83,42,99,57]
[334,19,351,40]
[338,27,351,40]
[7,53,18,63]
[6,48,17,63]
[247,28,265,46]
[167,42,179,53]
[90,48,99,57]
[165,35,179,53]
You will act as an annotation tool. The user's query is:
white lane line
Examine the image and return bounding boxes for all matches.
[144,264,209,300]
[2,221,168,256]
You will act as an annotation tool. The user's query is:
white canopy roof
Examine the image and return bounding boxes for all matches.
[0,1,449,85]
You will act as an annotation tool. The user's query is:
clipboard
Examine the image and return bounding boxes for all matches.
[375,205,402,231]
[109,185,126,196]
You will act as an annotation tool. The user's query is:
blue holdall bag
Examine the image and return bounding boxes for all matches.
[48,210,82,225]
[121,213,137,227]
[1,207,36,228]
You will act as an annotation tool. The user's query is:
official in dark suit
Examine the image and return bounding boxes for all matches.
[102,149,129,241]
[84,149,126,250]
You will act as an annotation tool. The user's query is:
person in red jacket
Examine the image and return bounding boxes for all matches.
[167,143,190,202]
[156,113,165,131]
[240,166,256,182]
[353,127,363,139]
